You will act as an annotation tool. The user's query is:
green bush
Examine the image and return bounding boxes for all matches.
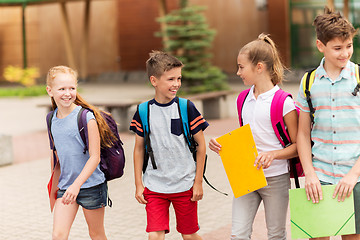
[0,85,47,97]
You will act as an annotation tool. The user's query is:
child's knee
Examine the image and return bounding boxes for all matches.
[52,231,69,240]
[181,233,202,240]
[148,231,165,240]
[88,229,106,240]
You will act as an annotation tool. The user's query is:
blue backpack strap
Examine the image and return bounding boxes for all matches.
[138,101,157,172]
[178,97,228,196]
[138,101,149,136]
[237,89,251,127]
[178,97,191,147]
[77,107,89,154]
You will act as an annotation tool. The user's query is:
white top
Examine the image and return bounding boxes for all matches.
[240,85,296,177]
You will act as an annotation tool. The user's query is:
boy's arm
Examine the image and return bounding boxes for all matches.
[297,110,323,203]
[333,157,360,202]
[134,134,147,204]
[192,130,206,202]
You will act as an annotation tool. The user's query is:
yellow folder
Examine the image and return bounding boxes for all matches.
[216,124,267,198]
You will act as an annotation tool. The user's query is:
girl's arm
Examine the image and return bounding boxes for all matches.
[255,109,298,169]
[62,118,101,205]
[50,150,54,172]
[192,130,206,202]
[297,110,322,203]
[134,134,147,204]
[209,137,221,154]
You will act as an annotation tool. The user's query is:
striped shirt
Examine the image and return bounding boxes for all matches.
[296,58,360,184]
[130,97,209,193]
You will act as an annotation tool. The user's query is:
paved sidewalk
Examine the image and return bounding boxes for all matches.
[0,81,334,240]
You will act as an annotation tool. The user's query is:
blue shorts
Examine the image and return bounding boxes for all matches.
[57,181,108,210]
[320,181,360,234]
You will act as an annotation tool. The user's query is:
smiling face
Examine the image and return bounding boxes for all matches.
[46,73,77,110]
[317,37,353,70]
[236,52,257,86]
[151,67,182,104]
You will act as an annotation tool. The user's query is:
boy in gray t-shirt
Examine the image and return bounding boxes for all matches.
[130,51,208,240]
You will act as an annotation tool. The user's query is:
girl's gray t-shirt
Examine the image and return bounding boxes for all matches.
[52,105,105,190]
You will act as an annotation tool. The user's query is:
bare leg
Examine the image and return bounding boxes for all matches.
[182,233,202,240]
[342,234,360,240]
[148,231,165,240]
[52,198,79,240]
[83,207,107,240]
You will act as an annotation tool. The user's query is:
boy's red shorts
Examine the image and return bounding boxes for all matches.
[143,187,200,234]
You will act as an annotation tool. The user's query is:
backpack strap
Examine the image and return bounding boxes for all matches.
[77,107,90,154]
[177,97,192,148]
[46,110,57,169]
[352,64,360,96]
[270,89,292,148]
[177,97,228,196]
[237,89,251,127]
[271,89,303,188]
[46,111,55,150]
[302,68,317,124]
[138,101,157,172]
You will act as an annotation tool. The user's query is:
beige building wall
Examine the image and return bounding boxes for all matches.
[0,0,272,79]
[0,1,119,80]
[190,0,268,73]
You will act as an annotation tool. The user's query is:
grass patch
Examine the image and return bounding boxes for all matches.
[0,85,47,97]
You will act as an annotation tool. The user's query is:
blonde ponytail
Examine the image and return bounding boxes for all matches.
[240,33,285,85]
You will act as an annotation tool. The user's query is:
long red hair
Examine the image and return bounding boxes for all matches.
[46,66,117,148]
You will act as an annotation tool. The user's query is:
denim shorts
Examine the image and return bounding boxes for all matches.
[320,181,360,234]
[57,181,108,210]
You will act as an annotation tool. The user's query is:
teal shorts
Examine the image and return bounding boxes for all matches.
[320,181,360,234]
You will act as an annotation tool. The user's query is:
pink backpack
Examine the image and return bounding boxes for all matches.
[237,88,304,188]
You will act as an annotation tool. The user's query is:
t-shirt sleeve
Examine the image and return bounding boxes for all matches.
[296,73,311,113]
[86,111,95,123]
[187,100,209,135]
[129,109,144,137]
[283,96,296,116]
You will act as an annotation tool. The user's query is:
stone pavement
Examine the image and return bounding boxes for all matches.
[0,81,339,240]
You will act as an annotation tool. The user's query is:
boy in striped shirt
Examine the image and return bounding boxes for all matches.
[296,6,360,240]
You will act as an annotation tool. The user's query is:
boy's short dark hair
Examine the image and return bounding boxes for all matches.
[146,51,184,79]
[313,6,357,45]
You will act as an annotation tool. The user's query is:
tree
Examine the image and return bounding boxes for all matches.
[156,3,228,94]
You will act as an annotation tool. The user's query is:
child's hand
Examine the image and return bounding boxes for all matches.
[135,184,147,204]
[208,138,221,154]
[333,173,358,202]
[62,184,80,205]
[191,182,203,202]
[254,151,275,169]
[304,173,323,203]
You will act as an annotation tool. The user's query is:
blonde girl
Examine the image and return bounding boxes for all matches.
[46,66,115,240]
[209,34,298,240]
